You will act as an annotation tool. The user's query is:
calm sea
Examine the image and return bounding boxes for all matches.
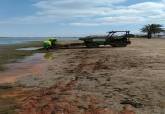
[0,37,78,45]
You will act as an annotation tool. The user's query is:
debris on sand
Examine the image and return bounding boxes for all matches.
[0,84,13,90]
[19,80,136,114]
[120,105,136,114]
[121,98,143,108]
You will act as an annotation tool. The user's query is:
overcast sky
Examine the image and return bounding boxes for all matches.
[0,0,165,37]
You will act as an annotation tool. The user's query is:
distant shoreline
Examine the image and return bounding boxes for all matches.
[0,37,79,45]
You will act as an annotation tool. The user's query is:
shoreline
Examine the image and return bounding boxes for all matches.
[0,41,43,71]
[0,53,48,84]
[0,39,82,84]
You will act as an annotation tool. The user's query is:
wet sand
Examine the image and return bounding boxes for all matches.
[0,53,48,84]
[0,41,42,71]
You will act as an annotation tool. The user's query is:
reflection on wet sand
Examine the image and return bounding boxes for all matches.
[0,53,53,84]
[44,52,54,60]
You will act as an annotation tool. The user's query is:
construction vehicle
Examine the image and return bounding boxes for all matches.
[79,31,131,48]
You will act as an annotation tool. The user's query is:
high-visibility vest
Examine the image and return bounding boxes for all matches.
[43,40,52,49]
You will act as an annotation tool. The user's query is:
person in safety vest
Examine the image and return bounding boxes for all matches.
[49,38,57,48]
[43,40,52,50]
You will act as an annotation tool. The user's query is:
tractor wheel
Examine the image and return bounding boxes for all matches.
[111,43,127,47]
[86,42,99,48]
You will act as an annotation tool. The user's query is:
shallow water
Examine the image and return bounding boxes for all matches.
[16,47,42,51]
[0,37,78,44]
[0,52,54,84]
[0,37,46,44]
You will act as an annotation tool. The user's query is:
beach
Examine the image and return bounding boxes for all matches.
[0,38,165,114]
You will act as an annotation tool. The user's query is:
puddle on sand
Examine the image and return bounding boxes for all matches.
[0,52,54,84]
[16,47,42,51]
[44,52,54,60]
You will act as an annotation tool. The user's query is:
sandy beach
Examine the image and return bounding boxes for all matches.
[0,38,165,114]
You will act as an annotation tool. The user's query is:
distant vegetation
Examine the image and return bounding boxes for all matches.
[141,24,164,39]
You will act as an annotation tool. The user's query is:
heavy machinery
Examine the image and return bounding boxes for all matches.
[79,31,131,48]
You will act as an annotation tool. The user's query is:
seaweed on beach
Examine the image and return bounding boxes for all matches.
[19,80,135,114]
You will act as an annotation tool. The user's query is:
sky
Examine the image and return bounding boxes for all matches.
[0,0,165,37]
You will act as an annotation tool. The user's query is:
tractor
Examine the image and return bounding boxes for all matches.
[79,31,131,48]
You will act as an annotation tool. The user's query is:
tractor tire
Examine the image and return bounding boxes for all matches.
[86,42,99,48]
[111,43,127,47]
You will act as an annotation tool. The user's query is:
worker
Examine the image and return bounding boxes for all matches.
[43,40,52,50]
[49,38,57,48]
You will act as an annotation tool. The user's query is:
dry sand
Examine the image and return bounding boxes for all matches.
[12,38,165,114]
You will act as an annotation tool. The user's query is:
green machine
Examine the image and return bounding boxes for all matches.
[43,38,57,50]
[79,31,131,48]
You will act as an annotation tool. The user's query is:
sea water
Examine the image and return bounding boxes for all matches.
[0,37,78,45]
